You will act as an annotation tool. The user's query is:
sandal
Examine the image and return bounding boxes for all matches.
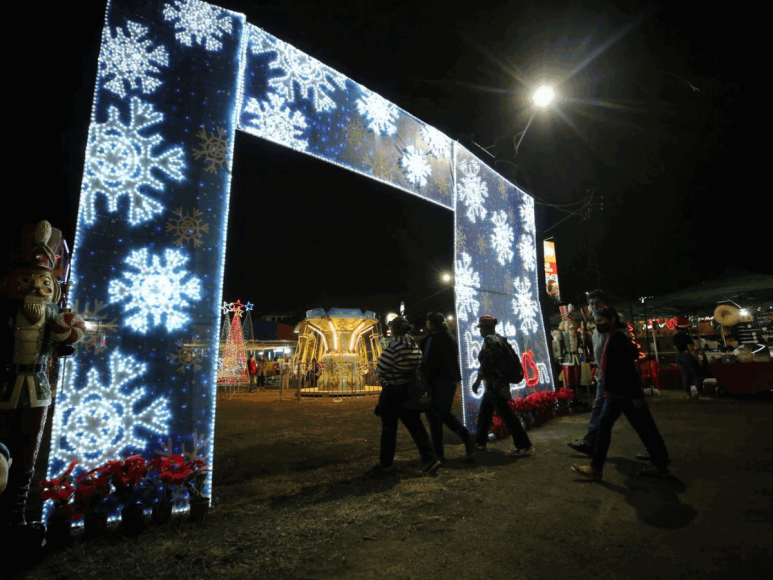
[637,466,672,479]
[507,446,535,458]
[571,464,603,480]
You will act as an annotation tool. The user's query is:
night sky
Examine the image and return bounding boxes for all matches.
[21,0,765,325]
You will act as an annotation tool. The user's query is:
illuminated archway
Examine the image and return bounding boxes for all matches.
[48,0,555,509]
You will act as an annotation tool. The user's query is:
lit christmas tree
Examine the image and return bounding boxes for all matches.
[217,306,248,385]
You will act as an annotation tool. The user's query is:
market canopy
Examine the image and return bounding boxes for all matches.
[619,266,773,319]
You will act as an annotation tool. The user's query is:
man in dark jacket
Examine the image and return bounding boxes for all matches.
[421,312,475,462]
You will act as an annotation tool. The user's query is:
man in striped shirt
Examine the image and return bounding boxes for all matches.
[372,317,441,476]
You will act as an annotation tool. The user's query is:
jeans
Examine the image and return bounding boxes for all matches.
[378,384,437,467]
[249,374,257,390]
[676,352,702,395]
[425,378,469,459]
[583,377,605,448]
[476,391,532,450]
[591,397,670,472]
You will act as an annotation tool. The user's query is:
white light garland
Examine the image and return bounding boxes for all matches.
[99,20,169,98]
[163,0,234,52]
[490,210,514,266]
[457,158,488,223]
[401,146,432,187]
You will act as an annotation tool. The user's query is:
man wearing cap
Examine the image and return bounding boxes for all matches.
[421,312,476,462]
[471,315,535,457]
[673,316,702,399]
[373,316,441,476]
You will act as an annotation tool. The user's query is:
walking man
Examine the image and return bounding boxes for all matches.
[372,317,441,476]
[567,290,649,461]
[422,312,476,462]
[472,315,535,457]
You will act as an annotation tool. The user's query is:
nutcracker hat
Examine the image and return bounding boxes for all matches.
[10,221,64,273]
[558,304,574,321]
[475,315,498,328]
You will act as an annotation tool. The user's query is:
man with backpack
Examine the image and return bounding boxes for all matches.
[471,315,535,457]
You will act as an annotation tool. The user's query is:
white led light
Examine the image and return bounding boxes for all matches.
[454,252,480,323]
[457,159,488,223]
[50,351,171,472]
[163,0,234,52]
[520,196,536,235]
[243,93,308,151]
[490,210,514,266]
[250,27,347,112]
[355,88,398,136]
[512,277,539,335]
[517,233,537,271]
[401,146,432,187]
[99,20,169,98]
[108,247,202,333]
[81,97,185,225]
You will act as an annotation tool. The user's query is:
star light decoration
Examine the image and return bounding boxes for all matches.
[490,211,514,266]
[355,89,398,136]
[99,20,168,98]
[250,26,347,112]
[457,159,488,223]
[454,252,480,323]
[108,248,203,334]
[163,0,234,52]
[512,277,539,335]
[401,146,431,187]
[243,94,308,151]
[81,97,185,225]
[50,351,171,471]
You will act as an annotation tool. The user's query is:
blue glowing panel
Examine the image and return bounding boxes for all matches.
[238,24,455,211]
[453,145,555,428]
[47,0,247,512]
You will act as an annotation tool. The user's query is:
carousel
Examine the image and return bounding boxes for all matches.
[294,308,383,395]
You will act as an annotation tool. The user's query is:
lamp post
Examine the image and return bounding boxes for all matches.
[514,82,560,157]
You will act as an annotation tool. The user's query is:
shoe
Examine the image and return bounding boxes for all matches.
[636,452,651,461]
[475,444,487,451]
[637,466,672,479]
[567,441,593,456]
[507,446,535,458]
[464,432,477,458]
[368,463,395,476]
[571,464,603,480]
[421,459,442,476]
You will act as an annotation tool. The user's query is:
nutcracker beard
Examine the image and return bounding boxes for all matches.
[21,298,45,325]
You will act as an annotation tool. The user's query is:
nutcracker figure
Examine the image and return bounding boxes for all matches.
[0,221,85,547]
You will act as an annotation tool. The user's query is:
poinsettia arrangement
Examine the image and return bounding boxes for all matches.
[70,467,113,520]
[39,460,78,518]
[556,387,576,402]
[103,455,149,506]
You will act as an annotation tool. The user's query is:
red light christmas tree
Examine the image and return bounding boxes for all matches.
[217,307,248,385]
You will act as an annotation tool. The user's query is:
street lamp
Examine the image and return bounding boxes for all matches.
[515,81,561,157]
[442,273,452,283]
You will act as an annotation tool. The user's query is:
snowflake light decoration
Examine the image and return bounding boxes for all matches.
[250,27,347,112]
[243,94,308,151]
[355,89,398,136]
[455,252,480,323]
[490,211,514,266]
[401,146,431,187]
[168,339,204,374]
[457,159,488,223]
[108,248,202,334]
[81,97,184,225]
[520,197,536,234]
[420,125,451,159]
[51,351,170,471]
[193,126,229,174]
[512,277,539,335]
[163,0,234,52]
[367,149,400,182]
[518,233,537,271]
[99,20,168,98]
[166,207,210,248]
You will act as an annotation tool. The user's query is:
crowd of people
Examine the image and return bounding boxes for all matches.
[371,290,673,482]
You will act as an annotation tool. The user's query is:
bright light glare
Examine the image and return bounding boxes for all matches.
[442,273,452,282]
[531,84,557,109]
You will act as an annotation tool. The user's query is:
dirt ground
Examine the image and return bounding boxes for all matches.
[12,388,773,580]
